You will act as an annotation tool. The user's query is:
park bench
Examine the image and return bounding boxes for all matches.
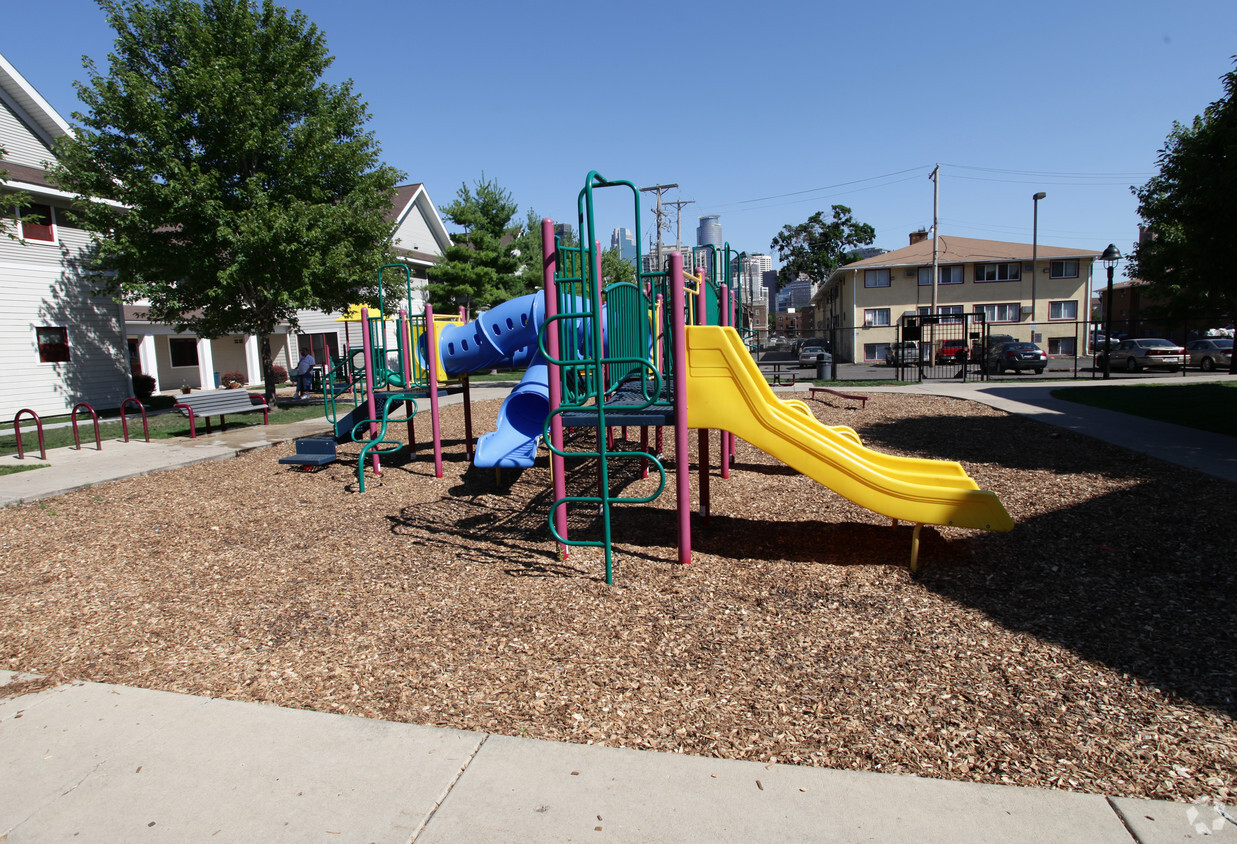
[808,387,869,409]
[174,390,269,438]
[278,436,337,471]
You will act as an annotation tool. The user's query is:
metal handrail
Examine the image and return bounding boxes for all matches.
[71,403,102,451]
[12,409,46,460]
[120,398,150,442]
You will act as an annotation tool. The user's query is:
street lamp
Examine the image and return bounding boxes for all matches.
[1100,243,1121,379]
[1031,192,1046,340]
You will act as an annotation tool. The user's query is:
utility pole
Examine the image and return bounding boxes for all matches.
[640,183,678,271]
[929,165,939,317]
[667,198,696,273]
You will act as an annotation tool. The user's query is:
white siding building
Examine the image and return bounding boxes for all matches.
[1,51,132,418]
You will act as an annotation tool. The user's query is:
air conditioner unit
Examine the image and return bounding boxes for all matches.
[1020,305,1033,315]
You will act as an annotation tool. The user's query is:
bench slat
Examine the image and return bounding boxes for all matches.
[174,391,269,437]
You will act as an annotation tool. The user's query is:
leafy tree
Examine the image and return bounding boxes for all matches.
[600,246,635,287]
[510,208,548,293]
[770,205,876,288]
[429,174,533,317]
[1129,56,1237,373]
[52,0,403,401]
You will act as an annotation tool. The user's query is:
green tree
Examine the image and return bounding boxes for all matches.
[770,205,876,288]
[1129,56,1237,373]
[510,208,547,293]
[52,0,403,401]
[429,174,532,317]
[600,246,635,287]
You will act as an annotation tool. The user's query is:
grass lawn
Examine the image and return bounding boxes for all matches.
[1052,381,1237,437]
[0,463,46,476]
[0,398,341,457]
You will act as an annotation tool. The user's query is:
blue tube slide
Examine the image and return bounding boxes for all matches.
[429,293,561,469]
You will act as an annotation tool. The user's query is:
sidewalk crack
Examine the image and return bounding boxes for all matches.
[409,732,489,842]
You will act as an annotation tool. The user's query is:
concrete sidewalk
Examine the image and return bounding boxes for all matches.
[2,672,1229,843]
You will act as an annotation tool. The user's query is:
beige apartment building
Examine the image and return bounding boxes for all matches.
[812,233,1101,363]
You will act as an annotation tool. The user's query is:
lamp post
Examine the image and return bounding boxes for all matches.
[1100,243,1121,379]
[1031,192,1046,341]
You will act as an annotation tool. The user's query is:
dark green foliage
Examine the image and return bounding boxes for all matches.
[1130,57,1237,359]
[52,0,403,399]
[428,174,536,317]
[770,205,876,288]
[132,373,156,399]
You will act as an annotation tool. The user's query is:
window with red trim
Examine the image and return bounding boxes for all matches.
[36,327,70,362]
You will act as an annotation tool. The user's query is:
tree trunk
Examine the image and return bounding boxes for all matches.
[259,332,276,404]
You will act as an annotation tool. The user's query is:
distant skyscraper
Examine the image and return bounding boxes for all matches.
[696,215,722,248]
[730,253,772,307]
[610,227,637,263]
[553,222,575,244]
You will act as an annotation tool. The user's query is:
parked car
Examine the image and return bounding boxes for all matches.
[885,340,926,366]
[934,339,971,366]
[986,341,1047,375]
[1185,337,1233,372]
[798,345,832,368]
[971,333,1016,361]
[1094,338,1187,372]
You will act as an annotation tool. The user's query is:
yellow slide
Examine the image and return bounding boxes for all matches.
[684,326,1013,532]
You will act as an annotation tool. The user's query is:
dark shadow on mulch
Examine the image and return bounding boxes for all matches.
[920,480,1236,718]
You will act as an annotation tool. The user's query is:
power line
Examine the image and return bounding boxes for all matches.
[719,166,931,207]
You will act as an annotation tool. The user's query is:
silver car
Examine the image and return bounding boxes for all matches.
[1185,338,1233,372]
[1095,338,1187,372]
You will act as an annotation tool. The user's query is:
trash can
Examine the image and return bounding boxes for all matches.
[815,353,829,381]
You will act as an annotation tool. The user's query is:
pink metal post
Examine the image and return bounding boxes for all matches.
[425,303,444,478]
[719,283,731,480]
[670,253,691,565]
[398,310,415,447]
[12,409,46,461]
[543,218,568,554]
[695,277,710,519]
[119,398,149,443]
[71,403,102,451]
[360,308,381,476]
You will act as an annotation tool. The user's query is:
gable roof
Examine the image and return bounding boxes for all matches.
[839,236,1100,274]
[0,51,71,148]
[385,182,451,264]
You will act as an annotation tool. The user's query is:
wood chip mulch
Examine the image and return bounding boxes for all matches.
[1,392,1233,803]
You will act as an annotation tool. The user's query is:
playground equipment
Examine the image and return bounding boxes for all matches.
[322,263,459,488]
[526,171,1011,583]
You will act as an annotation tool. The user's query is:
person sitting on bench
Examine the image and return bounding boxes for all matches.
[293,348,315,400]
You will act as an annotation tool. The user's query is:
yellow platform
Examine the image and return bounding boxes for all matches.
[683,326,1013,532]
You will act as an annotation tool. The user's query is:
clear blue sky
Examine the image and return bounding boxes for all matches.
[5,0,1236,289]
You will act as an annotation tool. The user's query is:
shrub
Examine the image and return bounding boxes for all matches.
[272,364,288,383]
[221,370,247,387]
[132,373,156,400]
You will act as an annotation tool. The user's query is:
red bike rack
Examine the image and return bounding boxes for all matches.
[12,409,46,460]
[120,398,150,443]
[72,403,102,451]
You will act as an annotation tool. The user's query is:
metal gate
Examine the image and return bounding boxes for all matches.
[892,313,991,381]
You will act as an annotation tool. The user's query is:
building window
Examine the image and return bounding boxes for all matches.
[975,303,1020,323]
[1049,300,1077,320]
[974,262,1020,282]
[863,308,891,327]
[169,337,199,368]
[20,203,55,242]
[864,343,889,362]
[918,265,964,285]
[1050,260,1079,279]
[1049,337,1076,356]
[36,326,70,362]
[864,269,891,288]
